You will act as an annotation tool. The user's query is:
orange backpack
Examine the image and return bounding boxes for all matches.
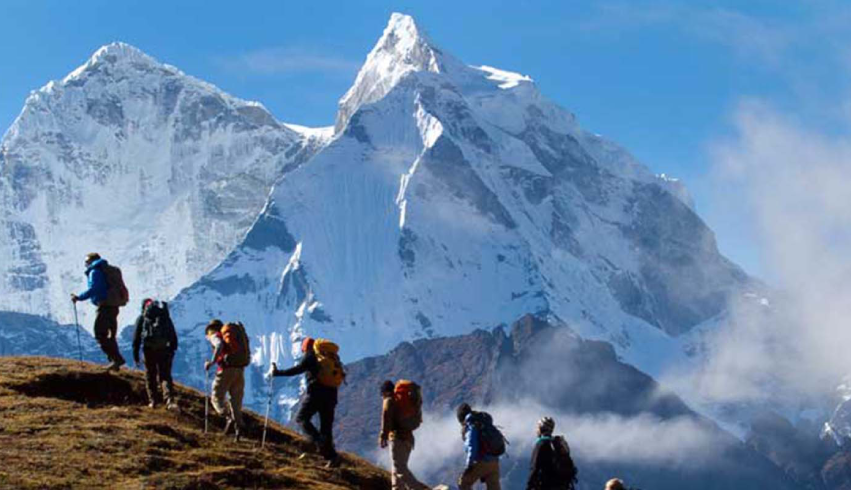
[313,339,346,388]
[393,380,423,431]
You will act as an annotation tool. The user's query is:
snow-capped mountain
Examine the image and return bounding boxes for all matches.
[0,310,101,361]
[0,42,324,328]
[168,13,752,411]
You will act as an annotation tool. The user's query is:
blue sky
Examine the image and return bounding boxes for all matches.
[2,0,849,279]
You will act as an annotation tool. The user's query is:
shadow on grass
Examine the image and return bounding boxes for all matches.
[9,370,147,407]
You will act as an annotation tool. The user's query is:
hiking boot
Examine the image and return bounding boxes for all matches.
[147,401,158,409]
[106,361,121,372]
[165,399,178,411]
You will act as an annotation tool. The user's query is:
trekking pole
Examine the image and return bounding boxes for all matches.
[204,368,210,435]
[72,301,83,367]
[261,367,274,449]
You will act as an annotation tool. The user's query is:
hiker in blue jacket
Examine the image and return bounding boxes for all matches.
[71,253,126,370]
[457,403,501,490]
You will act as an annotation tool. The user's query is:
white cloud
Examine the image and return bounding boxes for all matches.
[664,98,851,414]
[371,400,725,484]
[216,46,360,77]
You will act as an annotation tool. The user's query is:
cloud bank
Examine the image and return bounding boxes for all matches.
[216,46,359,77]
[663,98,851,418]
[371,400,725,483]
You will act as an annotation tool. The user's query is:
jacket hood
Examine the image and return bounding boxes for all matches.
[86,258,107,272]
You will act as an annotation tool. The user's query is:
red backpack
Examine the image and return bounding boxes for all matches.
[393,380,423,431]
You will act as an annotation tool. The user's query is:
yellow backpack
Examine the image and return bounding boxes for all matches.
[313,339,345,388]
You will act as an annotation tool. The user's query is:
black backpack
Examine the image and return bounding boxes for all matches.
[550,436,578,487]
[468,411,507,457]
[141,301,174,351]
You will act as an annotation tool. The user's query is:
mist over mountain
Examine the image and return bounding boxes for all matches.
[336,315,798,489]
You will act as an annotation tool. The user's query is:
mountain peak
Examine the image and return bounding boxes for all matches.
[378,13,433,57]
[335,13,445,132]
[62,41,172,85]
[91,42,155,63]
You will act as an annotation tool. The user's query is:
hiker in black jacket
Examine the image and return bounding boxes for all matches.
[132,299,178,410]
[527,417,577,490]
[272,337,341,467]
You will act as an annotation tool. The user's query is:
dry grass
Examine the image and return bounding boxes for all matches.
[0,356,390,489]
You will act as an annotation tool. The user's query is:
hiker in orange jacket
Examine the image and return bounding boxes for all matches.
[380,380,430,490]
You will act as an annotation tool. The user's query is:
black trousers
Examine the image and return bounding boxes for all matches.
[296,387,338,460]
[143,348,175,404]
[94,305,124,363]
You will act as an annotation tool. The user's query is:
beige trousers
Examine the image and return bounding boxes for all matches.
[211,367,244,427]
[458,460,501,490]
[390,437,430,490]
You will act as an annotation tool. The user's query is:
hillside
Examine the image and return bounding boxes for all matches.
[0,357,389,489]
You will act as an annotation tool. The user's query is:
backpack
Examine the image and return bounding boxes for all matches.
[393,380,423,431]
[101,264,129,307]
[549,436,578,487]
[221,322,251,368]
[313,339,345,388]
[141,301,174,351]
[468,411,507,457]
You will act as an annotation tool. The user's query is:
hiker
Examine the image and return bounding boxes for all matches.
[132,299,178,410]
[70,253,129,371]
[204,320,250,441]
[379,379,429,490]
[272,337,345,468]
[526,417,578,490]
[457,403,505,490]
[605,479,625,490]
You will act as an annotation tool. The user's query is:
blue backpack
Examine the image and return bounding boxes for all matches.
[469,411,507,457]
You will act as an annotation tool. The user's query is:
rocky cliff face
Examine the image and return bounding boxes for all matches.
[0,42,323,327]
[336,315,798,489]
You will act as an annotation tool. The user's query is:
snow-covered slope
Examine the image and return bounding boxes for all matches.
[0,43,325,327]
[169,14,752,410]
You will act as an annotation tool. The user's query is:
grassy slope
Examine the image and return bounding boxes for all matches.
[0,357,390,490]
